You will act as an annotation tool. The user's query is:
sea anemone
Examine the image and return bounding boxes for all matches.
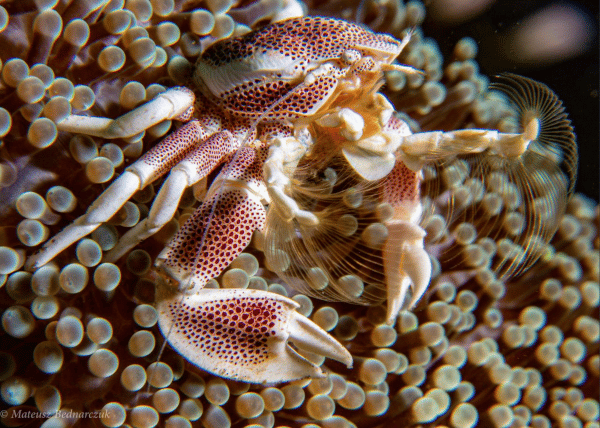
[1,1,597,428]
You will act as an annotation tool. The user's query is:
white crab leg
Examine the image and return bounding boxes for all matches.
[104,131,240,262]
[316,107,365,141]
[56,87,196,139]
[156,147,269,293]
[26,120,211,270]
[399,118,539,168]
[156,287,352,383]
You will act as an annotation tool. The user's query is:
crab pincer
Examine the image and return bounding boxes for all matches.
[156,287,353,383]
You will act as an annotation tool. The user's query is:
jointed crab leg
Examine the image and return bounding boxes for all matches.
[104,130,244,262]
[398,120,539,168]
[56,87,196,139]
[156,147,268,292]
[26,118,215,270]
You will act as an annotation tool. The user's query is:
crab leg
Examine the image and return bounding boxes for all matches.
[26,119,213,270]
[56,87,196,139]
[104,130,241,262]
[398,119,539,169]
[156,287,352,383]
[156,147,269,293]
[381,122,432,325]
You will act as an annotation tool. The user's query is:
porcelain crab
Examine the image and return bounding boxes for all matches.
[25,16,576,383]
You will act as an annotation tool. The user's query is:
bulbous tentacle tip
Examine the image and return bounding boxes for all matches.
[156,287,351,384]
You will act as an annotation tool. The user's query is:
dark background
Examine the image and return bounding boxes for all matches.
[422,0,599,201]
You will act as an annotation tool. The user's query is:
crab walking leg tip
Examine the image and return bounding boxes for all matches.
[24,171,146,270]
[288,312,353,368]
[25,220,98,271]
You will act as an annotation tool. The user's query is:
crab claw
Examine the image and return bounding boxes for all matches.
[156,287,352,384]
[383,221,432,325]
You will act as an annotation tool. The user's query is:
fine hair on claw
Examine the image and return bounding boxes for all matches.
[422,74,577,280]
